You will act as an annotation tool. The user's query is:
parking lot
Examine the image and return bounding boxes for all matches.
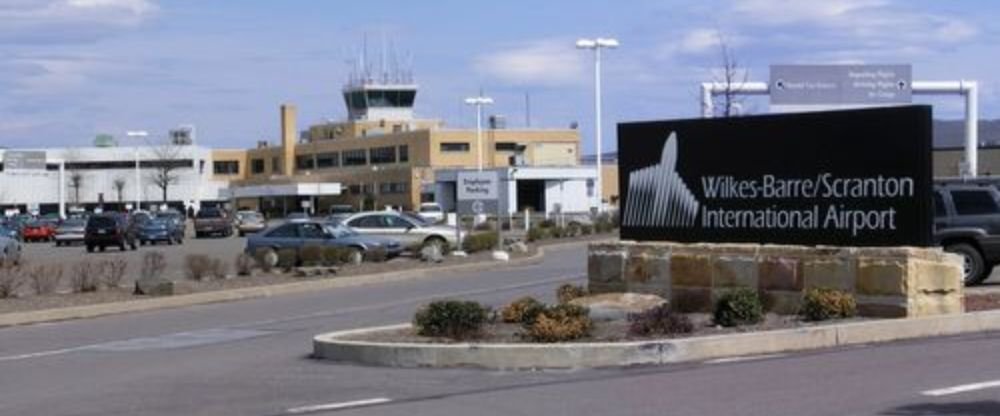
[19,225,248,282]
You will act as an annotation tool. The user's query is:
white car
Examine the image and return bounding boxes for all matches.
[418,203,445,223]
[339,211,460,250]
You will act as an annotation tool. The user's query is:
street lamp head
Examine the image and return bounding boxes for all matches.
[464,96,494,106]
[575,38,597,49]
[595,38,620,48]
[126,130,149,137]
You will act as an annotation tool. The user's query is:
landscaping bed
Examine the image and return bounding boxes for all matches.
[965,292,1000,312]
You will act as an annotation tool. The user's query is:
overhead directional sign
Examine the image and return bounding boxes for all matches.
[770,64,912,108]
[457,171,499,215]
[2,151,46,171]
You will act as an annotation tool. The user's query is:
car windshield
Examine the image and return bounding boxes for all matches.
[89,216,117,227]
[324,223,358,239]
[147,219,168,227]
[197,209,223,218]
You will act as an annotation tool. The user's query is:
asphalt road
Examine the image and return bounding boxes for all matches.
[1,244,1000,416]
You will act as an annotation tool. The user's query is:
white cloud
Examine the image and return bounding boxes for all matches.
[474,38,588,87]
[731,0,888,26]
[0,0,158,33]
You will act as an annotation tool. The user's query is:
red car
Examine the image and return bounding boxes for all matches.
[22,220,57,242]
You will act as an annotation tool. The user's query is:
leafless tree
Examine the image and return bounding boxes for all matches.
[112,177,127,203]
[148,142,184,202]
[63,149,85,204]
[713,31,749,117]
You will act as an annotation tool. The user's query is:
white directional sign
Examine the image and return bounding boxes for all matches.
[457,171,499,215]
[2,151,46,171]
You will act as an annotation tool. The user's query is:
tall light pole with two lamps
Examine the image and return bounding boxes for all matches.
[464,95,494,172]
[576,37,618,213]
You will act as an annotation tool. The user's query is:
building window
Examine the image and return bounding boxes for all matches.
[369,146,397,164]
[271,157,281,173]
[440,142,470,152]
[379,182,409,194]
[495,142,518,152]
[295,155,315,171]
[213,160,239,175]
[398,145,409,162]
[347,184,362,194]
[251,159,265,174]
[343,149,367,166]
[316,152,339,168]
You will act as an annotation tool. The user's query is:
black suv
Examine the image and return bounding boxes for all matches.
[84,214,138,252]
[934,183,1000,285]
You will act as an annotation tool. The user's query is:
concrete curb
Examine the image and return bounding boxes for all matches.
[312,309,1000,370]
[0,239,596,328]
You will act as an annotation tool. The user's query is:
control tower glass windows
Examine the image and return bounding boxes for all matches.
[343,89,417,112]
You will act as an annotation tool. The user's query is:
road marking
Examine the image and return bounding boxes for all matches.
[922,380,1000,397]
[705,354,786,365]
[286,397,392,414]
[0,347,84,362]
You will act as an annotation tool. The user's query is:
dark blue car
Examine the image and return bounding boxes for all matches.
[245,221,401,267]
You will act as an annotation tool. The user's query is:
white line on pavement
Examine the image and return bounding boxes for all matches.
[0,347,84,362]
[922,380,1000,397]
[286,397,392,414]
[705,354,787,365]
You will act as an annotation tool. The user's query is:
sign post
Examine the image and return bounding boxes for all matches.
[457,171,505,258]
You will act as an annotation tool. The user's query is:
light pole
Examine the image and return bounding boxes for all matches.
[576,37,618,213]
[126,130,148,211]
[464,95,494,171]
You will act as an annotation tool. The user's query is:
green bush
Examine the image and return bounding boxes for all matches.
[594,213,617,233]
[321,246,356,266]
[556,283,588,304]
[276,248,298,270]
[628,304,694,337]
[539,219,556,228]
[714,288,764,327]
[462,232,498,253]
[527,227,548,242]
[500,296,546,324]
[580,224,594,235]
[801,288,857,321]
[299,244,324,266]
[413,300,491,340]
[549,226,568,239]
[525,304,592,343]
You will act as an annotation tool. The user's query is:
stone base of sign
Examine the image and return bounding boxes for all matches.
[588,241,963,318]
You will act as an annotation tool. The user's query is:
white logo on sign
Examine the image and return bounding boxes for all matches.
[471,200,485,215]
[622,132,700,228]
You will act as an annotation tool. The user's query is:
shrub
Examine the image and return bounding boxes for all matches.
[141,251,167,280]
[71,261,103,293]
[500,296,546,324]
[0,265,25,298]
[473,220,495,232]
[365,247,389,263]
[102,258,128,289]
[322,246,357,266]
[580,224,594,235]
[714,288,764,327]
[539,219,556,228]
[594,213,617,233]
[253,248,275,272]
[549,226,568,239]
[462,232,498,253]
[556,283,588,304]
[627,304,694,337]
[525,304,592,343]
[235,253,254,276]
[184,254,212,281]
[28,264,62,295]
[276,248,298,270]
[413,300,491,340]
[299,244,324,266]
[209,258,228,280]
[526,227,548,242]
[801,288,857,321]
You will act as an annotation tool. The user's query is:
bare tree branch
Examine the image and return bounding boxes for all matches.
[148,142,185,202]
[112,177,127,203]
[713,31,749,117]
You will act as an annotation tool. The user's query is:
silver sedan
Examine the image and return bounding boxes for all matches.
[336,211,461,250]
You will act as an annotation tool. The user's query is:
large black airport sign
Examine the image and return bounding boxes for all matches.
[618,105,932,246]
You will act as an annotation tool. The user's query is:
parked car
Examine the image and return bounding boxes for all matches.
[54,218,87,246]
[235,211,267,236]
[245,220,402,267]
[22,220,57,242]
[337,211,461,250]
[194,207,233,238]
[934,182,1000,285]
[84,214,138,252]
[138,218,185,245]
[418,202,445,223]
[328,204,355,215]
[0,235,22,266]
[0,223,22,241]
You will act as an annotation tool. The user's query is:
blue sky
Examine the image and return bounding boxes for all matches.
[1,0,998,153]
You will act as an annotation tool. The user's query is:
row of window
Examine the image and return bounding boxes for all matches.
[284,145,411,173]
[0,160,196,172]
[439,142,522,153]
[343,182,409,195]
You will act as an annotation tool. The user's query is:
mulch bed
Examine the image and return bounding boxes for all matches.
[964,293,1000,312]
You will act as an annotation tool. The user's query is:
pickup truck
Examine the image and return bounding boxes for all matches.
[194,207,233,238]
[934,182,1000,285]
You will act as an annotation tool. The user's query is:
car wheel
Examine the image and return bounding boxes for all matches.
[140,240,146,246]
[239,231,245,237]
[195,231,203,239]
[55,241,62,247]
[347,247,364,265]
[130,241,138,250]
[945,243,988,286]
[86,244,94,253]
[119,243,127,251]
[423,236,447,253]
[167,237,174,245]
[99,245,106,252]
